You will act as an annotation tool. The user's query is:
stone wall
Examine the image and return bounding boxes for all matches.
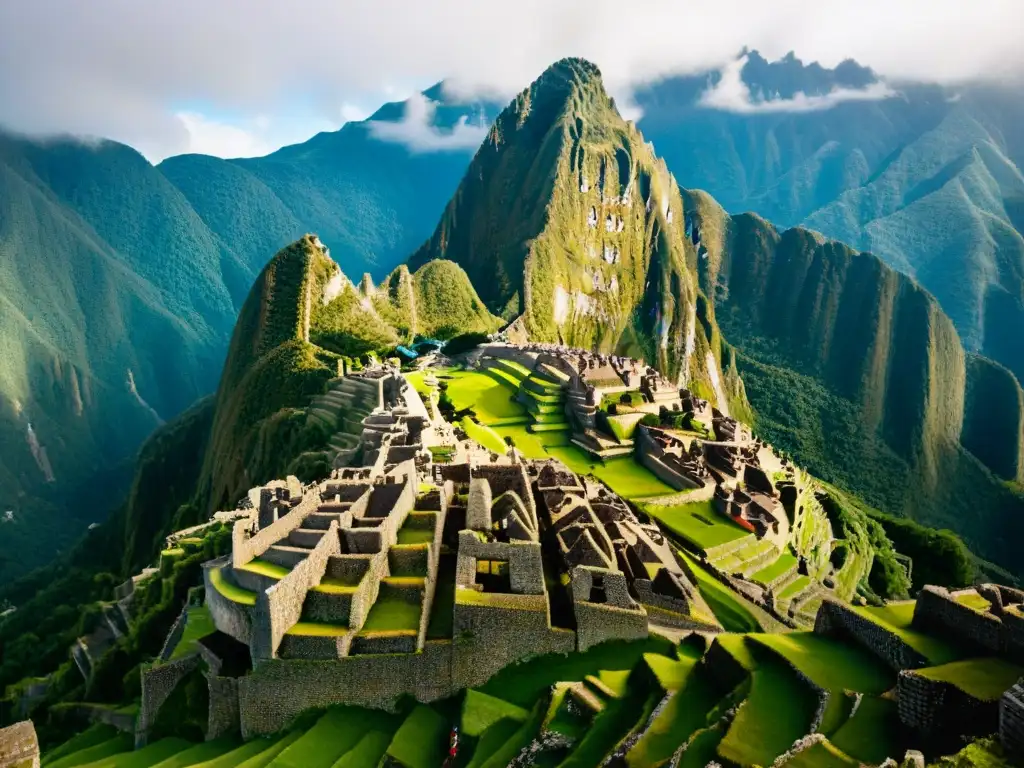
[206,674,240,741]
[1001,682,1024,757]
[203,559,253,646]
[232,489,320,569]
[136,655,202,746]
[814,599,930,671]
[158,604,190,662]
[897,669,1000,752]
[573,601,648,652]
[456,534,545,594]
[451,593,575,690]
[251,520,340,661]
[0,720,39,768]
[238,643,455,736]
[479,345,540,373]
[914,586,1024,662]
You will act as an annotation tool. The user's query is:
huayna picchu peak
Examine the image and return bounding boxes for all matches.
[410,57,749,418]
[3,44,1024,768]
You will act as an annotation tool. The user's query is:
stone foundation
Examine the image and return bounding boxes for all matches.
[0,721,39,768]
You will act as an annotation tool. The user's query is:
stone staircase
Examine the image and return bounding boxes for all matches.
[307,376,383,466]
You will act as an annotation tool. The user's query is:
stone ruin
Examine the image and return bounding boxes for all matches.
[0,720,39,768]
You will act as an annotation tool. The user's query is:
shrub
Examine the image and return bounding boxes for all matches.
[640,413,660,427]
[444,332,491,356]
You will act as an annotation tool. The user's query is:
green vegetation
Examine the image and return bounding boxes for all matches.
[169,606,216,660]
[916,658,1024,701]
[718,651,818,767]
[751,633,894,694]
[855,603,965,665]
[268,708,379,768]
[643,500,750,552]
[385,705,449,768]
[678,551,761,632]
[461,690,529,736]
[461,417,508,456]
[360,588,422,633]
[830,696,901,765]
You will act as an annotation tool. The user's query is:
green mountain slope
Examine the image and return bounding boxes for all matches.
[159,91,499,283]
[635,52,1024,385]
[409,58,746,411]
[0,134,244,581]
[197,235,498,514]
[686,189,1024,572]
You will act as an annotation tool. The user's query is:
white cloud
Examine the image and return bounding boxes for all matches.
[175,112,274,158]
[698,54,897,114]
[367,92,488,152]
[0,0,1021,160]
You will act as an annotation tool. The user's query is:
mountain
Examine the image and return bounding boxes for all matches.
[0,133,243,581]
[194,234,497,518]
[409,58,748,414]
[685,189,1024,570]
[0,88,497,582]
[634,51,1024,385]
[159,88,500,284]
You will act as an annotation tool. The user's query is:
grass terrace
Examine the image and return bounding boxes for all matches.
[677,551,762,633]
[855,602,965,665]
[169,605,216,660]
[236,558,290,580]
[829,695,902,765]
[751,633,895,694]
[461,416,508,456]
[360,584,423,633]
[915,657,1024,701]
[286,621,348,636]
[396,512,436,546]
[955,591,992,612]
[385,705,449,768]
[210,567,256,606]
[426,554,456,640]
[642,500,751,553]
[750,552,798,586]
[442,369,528,425]
[718,648,819,767]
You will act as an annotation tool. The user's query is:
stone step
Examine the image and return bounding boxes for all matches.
[288,528,326,549]
[303,512,339,530]
[263,545,315,569]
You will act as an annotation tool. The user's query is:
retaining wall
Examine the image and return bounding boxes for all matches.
[897,669,1000,752]
[814,599,930,671]
[203,559,253,646]
[136,655,202,746]
[232,490,319,569]
[251,520,340,661]
[206,675,240,741]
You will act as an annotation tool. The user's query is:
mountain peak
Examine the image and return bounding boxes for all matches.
[740,49,877,98]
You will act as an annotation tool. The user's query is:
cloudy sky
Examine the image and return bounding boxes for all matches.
[1,0,1021,162]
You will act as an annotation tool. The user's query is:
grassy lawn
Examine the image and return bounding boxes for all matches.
[149,739,239,768]
[462,416,508,455]
[444,370,525,424]
[916,657,1024,701]
[589,457,675,499]
[642,500,750,552]
[210,567,256,606]
[561,687,657,768]
[286,621,348,636]
[830,695,902,764]
[396,527,434,545]
[479,637,674,708]
[751,633,895,694]
[386,705,450,768]
[782,740,858,768]
[268,708,378,768]
[234,732,303,768]
[330,729,396,768]
[360,591,422,633]
[237,558,290,580]
[718,653,818,767]
[626,664,720,767]
[856,603,965,665]
[678,551,760,633]
[42,724,118,765]
[169,605,217,660]
[751,552,798,585]
[956,591,992,612]
[47,735,134,768]
[777,575,811,601]
[465,719,524,768]
[461,690,529,736]
[186,737,288,768]
[644,652,699,691]
[469,700,546,768]
[677,724,726,768]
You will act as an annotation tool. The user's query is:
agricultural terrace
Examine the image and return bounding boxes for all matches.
[854,602,966,665]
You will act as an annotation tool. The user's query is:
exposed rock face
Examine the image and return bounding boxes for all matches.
[408,59,746,410]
